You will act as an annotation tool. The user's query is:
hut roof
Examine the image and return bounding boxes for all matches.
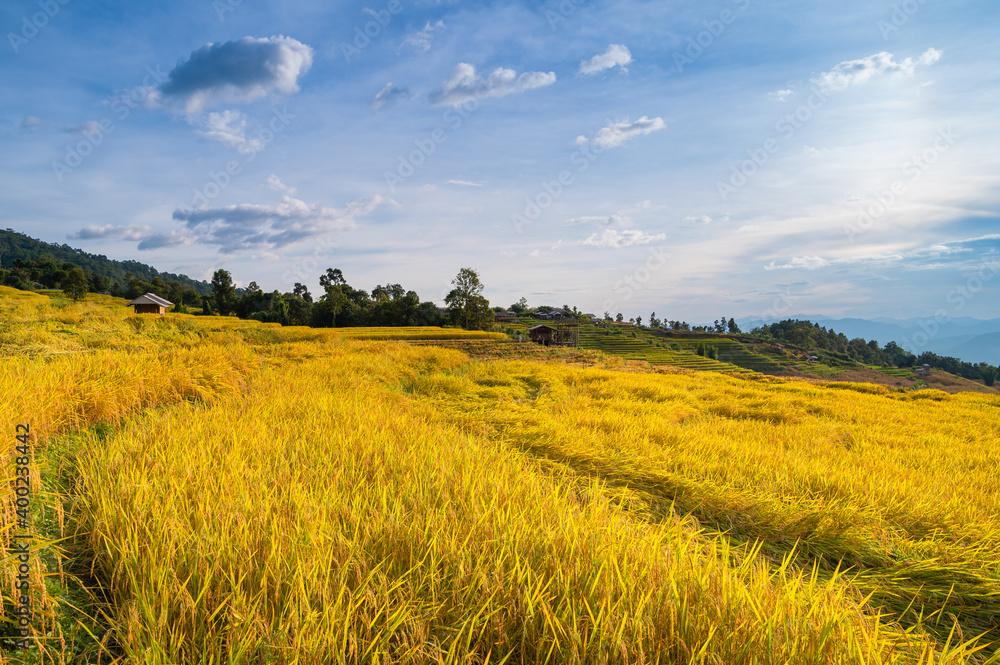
[126,293,174,308]
[527,324,556,332]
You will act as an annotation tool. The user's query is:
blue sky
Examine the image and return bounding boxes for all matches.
[2,0,998,322]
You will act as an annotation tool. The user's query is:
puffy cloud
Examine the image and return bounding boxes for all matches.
[575,116,665,150]
[154,36,313,113]
[266,174,296,195]
[582,228,666,248]
[69,120,102,134]
[428,63,556,107]
[196,110,263,153]
[400,20,444,53]
[371,82,410,111]
[812,48,941,93]
[768,89,794,102]
[579,44,632,75]
[135,230,193,250]
[161,194,384,253]
[67,224,152,241]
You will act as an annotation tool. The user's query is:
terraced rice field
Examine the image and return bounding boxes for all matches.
[4,289,1000,664]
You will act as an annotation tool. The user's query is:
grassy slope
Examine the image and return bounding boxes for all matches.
[2,289,1000,664]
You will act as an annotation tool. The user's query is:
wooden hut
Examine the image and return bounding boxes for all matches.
[528,324,556,344]
[126,293,173,315]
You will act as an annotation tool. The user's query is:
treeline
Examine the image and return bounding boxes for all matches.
[0,255,204,306]
[201,267,494,330]
[0,228,211,295]
[753,319,999,386]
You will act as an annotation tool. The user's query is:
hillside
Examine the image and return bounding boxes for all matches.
[0,228,212,295]
[743,314,1000,366]
[3,288,1000,663]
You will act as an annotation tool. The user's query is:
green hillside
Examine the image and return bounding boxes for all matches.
[0,228,211,295]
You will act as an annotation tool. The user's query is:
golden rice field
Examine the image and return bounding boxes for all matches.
[2,287,1000,664]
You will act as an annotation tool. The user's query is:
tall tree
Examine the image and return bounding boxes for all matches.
[293,282,313,303]
[210,269,237,316]
[446,267,488,330]
[63,266,89,302]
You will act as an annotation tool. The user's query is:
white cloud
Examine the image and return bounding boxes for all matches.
[446,179,484,187]
[582,228,666,248]
[764,256,830,271]
[158,194,384,253]
[428,63,556,107]
[400,20,444,53]
[802,145,828,156]
[266,174,296,195]
[575,116,665,150]
[67,224,152,241]
[579,44,632,75]
[768,89,794,102]
[371,82,409,111]
[70,120,102,134]
[682,215,714,226]
[738,225,760,233]
[153,36,313,113]
[812,48,941,93]
[196,110,263,153]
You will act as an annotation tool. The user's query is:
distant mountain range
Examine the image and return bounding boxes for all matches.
[739,315,1000,366]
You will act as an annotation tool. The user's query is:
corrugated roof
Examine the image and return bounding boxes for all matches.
[126,293,174,308]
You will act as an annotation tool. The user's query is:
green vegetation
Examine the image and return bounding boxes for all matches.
[754,319,1000,385]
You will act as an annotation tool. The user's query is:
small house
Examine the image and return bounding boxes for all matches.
[528,324,556,344]
[495,311,518,323]
[126,293,173,315]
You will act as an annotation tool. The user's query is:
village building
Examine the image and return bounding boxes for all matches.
[126,293,173,315]
[527,324,556,344]
[537,308,570,320]
[494,311,518,323]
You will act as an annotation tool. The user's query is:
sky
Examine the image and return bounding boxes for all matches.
[2,0,999,324]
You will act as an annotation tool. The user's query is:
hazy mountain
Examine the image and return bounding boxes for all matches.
[740,315,1000,366]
